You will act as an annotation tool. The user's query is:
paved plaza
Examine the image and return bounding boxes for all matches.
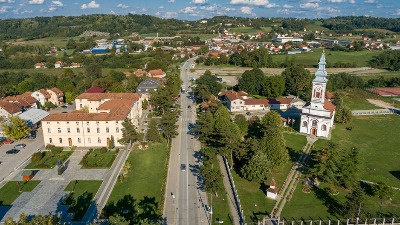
[0,150,108,222]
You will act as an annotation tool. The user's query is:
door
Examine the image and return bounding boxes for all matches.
[107,138,110,146]
[68,138,72,146]
[311,127,317,136]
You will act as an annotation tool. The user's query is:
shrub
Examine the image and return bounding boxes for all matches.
[99,147,108,153]
[32,152,44,162]
[46,144,55,150]
[51,146,63,155]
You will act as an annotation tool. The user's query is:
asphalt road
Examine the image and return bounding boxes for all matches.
[163,59,209,225]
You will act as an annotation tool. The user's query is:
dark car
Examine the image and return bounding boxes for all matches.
[246,112,251,116]
[6,149,20,154]
[15,143,26,149]
[180,164,186,172]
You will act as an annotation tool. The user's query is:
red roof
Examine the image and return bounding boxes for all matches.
[84,86,106,93]
[50,88,64,97]
[39,89,51,98]
[323,99,336,112]
[244,98,269,106]
[148,69,164,77]
[326,91,334,99]
[220,90,244,101]
[268,98,293,105]
[0,100,21,114]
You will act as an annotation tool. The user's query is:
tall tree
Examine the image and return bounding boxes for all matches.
[159,110,178,143]
[146,119,162,143]
[372,181,393,217]
[282,61,312,100]
[2,116,30,140]
[240,151,270,183]
[195,110,215,143]
[200,148,224,196]
[119,118,140,146]
[234,114,248,138]
[342,185,365,219]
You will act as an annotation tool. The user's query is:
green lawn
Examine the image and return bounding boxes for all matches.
[80,148,118,169]
[0,181,41,206]
[25,151,73,169]
[0,68,133,77]
[341,89,382,110]
[62,180,103,221]
[230,26,272,34]
[272,48,383,67]
[104,143,169,221]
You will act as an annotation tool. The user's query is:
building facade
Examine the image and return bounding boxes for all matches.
[300,52,336,138]
[42,93,143,147]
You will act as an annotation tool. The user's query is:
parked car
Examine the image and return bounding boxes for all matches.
[15,143,26,149]
[6,149,20,154]
[3,140,14,145]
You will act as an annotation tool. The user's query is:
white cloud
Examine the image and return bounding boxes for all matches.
[0,5,10,13]
[167,0,175,2]
[283,4,293,8]
[305,0,320,2]
[51,1,63,6]
[240,6,253,14]
[181,6,196,13]
[81,0,99,9]
[364,0,374,3]
[28,0,44,4]
[0,0,15,3]
[163,11,178,18]
[230,0,268,6]
[21,9,32,14]
[394,9,400,16]
[159,5,164,8]
[300,2,319,8]
[349,0,355,3]
[110,10,116,14]
[117,3,128,8]
[328,0,355,2]
[48,6,56,11]
[192,0,206,4]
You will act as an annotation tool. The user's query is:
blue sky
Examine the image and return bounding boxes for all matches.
[0,0,399,20]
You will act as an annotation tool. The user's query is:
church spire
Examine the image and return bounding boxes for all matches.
[313,51,328,83]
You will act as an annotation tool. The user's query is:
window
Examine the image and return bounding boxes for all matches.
[58,128,61,133]
[77,128,80,133]
[88,138,91,143]
[116,127,119,133]
[80,104,82,108]
[47,122,50,124]
[98,137,101,143]
[97,128,100,133]
[67,122,69,124]
[76,122,79,125]
[96,121,99,126]
[67,128,71,133]
[78,138,81,143]
[302,121,307,127]
[86,121,89,125]
[312,120,318,127]
[59,138,62,143]
[321,124,327,131]
[57,122,60,124]
[106,127,109,133]
[49,138,52,143]
[48,128,51,133]
[87,128,90,133]
[106,121,108,124]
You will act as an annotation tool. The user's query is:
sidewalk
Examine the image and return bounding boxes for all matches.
[217,155,241,225]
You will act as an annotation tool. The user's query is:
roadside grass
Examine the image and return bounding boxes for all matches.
[233,133,306,223]
[25,151,73,169]
[271,48,382,67]
[80,148,118,169]
[104,143,169,221]
[212,155,233,225]
[62,180,103,221]
[0,181,41,206]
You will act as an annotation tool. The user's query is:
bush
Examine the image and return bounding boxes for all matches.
[51,146,63,155]
[31,152,44,162]
[46,144,55,150]
[99,147,108,153]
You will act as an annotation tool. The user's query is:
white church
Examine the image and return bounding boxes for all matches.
[300,52,336,138]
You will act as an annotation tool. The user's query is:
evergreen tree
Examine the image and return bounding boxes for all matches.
[108,135,115,150]
[234,114,248,138]
[195,111,215,143]
[119,118,140,145]
[200,148,224,196]
[240,151,270,183]
[159,110,178,143]
[342,185,365,219]
[146,119,162,143]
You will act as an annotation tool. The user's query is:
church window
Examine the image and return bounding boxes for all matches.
[312,120,318,127]
[321,124,327,131]
[302,121,307,127]
[315,91,321,98]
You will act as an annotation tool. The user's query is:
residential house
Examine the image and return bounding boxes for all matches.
[34,62,46,69]
[31,89,51,106]
[268,97,305,111]
[47,88,64,106]
[69,63,82,68]
[0,100,21,118]
[148,69,166,79]
[135,69,145,77]
[219,90,270,112]
[54,61,66,68]
[3,92,37,110]
[42,92,143,147]
[136,78,160,94]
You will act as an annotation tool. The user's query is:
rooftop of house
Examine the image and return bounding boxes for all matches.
[0,100,21,114]
[148,69,164,76]
[137,78,160,89]
[76,92,140,102]
[84,86,106,94]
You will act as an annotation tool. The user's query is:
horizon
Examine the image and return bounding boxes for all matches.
[0,0,399,20]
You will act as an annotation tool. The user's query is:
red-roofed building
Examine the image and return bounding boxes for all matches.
[148,69,166,79]
[0,100,21,118]
[34,62,46,69]
[47,88,64,106]
[84,86,106,94]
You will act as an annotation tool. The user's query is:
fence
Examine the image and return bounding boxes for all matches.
[352,109,399,116]
[223,156,246,225]
[257,217,400,225]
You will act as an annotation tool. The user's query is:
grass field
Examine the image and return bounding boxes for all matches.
[25,151,73,169]
[63,180,103,221]
[0,67,132,76]
[105,143,169,220]
[229,26,272,34]
[233,133,307,223]
[7,36,81,47]
[0,181,41,206]
[341,89,382,110]
[272,48,383,67]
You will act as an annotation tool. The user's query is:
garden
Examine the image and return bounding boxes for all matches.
[80,147,118,169]
[62,180,103,221]
[25,146,72,169]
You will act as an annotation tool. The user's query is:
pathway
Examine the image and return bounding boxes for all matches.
[217,155,241,225]
[270,136,316,218]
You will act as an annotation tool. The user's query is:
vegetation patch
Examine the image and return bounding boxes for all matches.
[80,147,118,169]
[103,143,168,223]
[25,150,72,169]
[62,180,103,221]
[0,181,41,206]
